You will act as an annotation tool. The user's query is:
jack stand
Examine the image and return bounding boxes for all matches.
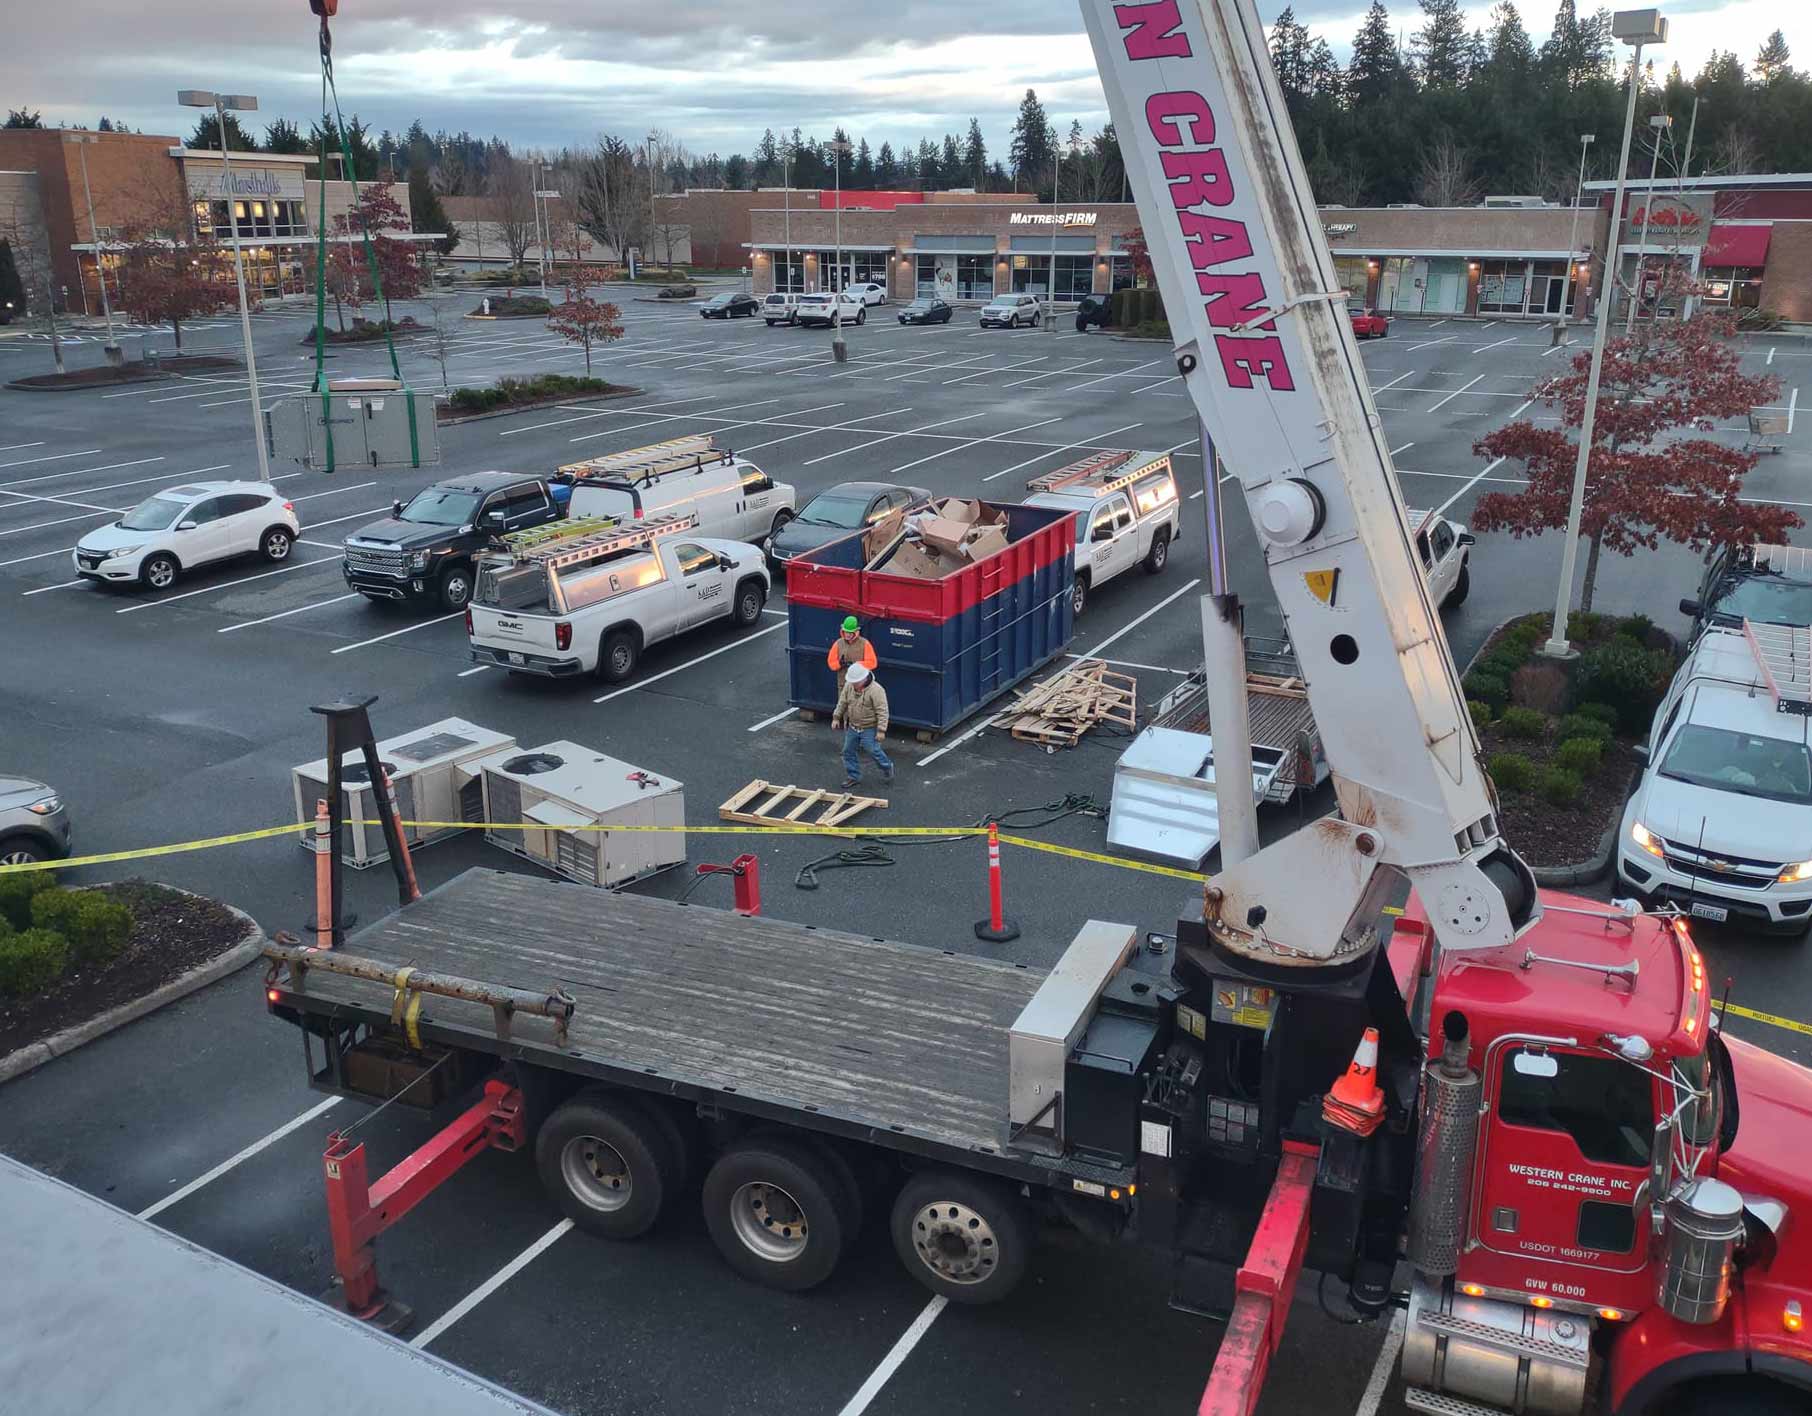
[321,1079,525,1334]
[694,853,761,915]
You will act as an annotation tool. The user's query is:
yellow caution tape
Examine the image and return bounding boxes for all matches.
[995,833,1208,883]
[0,823,304,873]
[1724,1002,1812,1040]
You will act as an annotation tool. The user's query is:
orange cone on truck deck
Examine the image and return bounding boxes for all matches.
[1321,1027,1384,1136]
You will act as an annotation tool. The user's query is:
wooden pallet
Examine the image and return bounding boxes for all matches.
[719,779,888,829]
[996,659,1137,749]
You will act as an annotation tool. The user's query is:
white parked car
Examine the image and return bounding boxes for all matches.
[1618,624,1812,936]
[73,480,298,591]
[980,293,1043,329]
[795,291,867,328]
[1407,508,1475,609]
[467,514,771,684]
[846,281,889,306]
[1023,451,1180,617]
[761,293,800,326]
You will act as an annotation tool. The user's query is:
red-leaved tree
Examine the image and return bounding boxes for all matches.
[1124,225,1153,284]
[114,222,229,352]
[546,269,623,375]
[1471,312,1796,612]
[317,185,425,330]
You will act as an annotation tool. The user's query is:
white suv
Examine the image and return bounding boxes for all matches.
[1618,626,1812,935]
[74,480,299,591]
[795,291,867,328]
[761,293,800,326]
[980,293,1042,328]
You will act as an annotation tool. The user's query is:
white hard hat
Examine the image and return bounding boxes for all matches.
[847,663,871,686]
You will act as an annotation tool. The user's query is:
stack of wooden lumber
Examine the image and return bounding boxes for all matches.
[996,659,1137,748]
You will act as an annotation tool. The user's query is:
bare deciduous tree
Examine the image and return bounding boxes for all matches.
[1417,137,1480,208]
[486,159,536,270]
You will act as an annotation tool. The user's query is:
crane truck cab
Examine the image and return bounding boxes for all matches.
[1022,449,1180,617]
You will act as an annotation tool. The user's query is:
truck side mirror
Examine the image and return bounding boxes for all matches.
[1632,743,1650,763]
[1678,598,1701,617]
[1458,532,1476,547]
[717,554,734,571]
[479,510,504,530]
[392,499,404,517]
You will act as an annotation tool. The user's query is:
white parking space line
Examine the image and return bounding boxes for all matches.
[0,487,123,515]
[297,505,398,533]
[1425,374,1487,412]
[982,421,1146,483]
[1408,336,1456,352]
[1790,387,1799,433]
[1356,1310,1407,1416]
[290,481,376,502]
[1371,371,1415,396]
[496,392,730,438]
[0,455,168,490]
[594,620,787,703]
[1007,358,1102,390]
[410,1219,574,1350]
[1390,442,1415,457]
[2,463,235,500]
[0,442,45,453]
[747,705,798,732]
[802,411,990,467]
[1188,489,1203,500]
[738,407,913,455]
[0,447,102,471]
[5,543,83,568]
[1432,455,1511,517]
[0,506,121,537]
[891,416,1063,475]
[217,592,362,634]
[1767,346,1776,366]
[138,1096,342,1221]
[21,579,84,594]
[567,396,787,444]
[1068,357,1168,393]
[1473,336,1517,354]
[945,355,1049,387]
[836,1296,947,1416]
[1066,651,1191,675]
[457,665,492,677]
[1079,578,1203,660]
[1427,319,1449,328]
[330,610,464,654]
[115,556,341,613]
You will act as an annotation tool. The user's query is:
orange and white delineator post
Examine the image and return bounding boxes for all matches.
[973,821,1020,943]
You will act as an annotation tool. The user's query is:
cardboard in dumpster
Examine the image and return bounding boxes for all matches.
[963,523,1009,561]
[883,537,959,580]
[863,507,907,564]
[915,514,980,557]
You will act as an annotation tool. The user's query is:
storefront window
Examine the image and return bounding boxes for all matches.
[1703,265,1763,310]
[1477,260,1529,315]
[1109,255,1135,292]
[772,251,808,293]
[1011,254,1092,298]
[1526,260,1579,316]
[1332,256,1370,308]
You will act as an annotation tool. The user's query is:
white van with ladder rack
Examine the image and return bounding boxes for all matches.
[551,434,796,549]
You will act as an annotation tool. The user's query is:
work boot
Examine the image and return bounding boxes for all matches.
[882,767,895,785]
[841,778,861,789]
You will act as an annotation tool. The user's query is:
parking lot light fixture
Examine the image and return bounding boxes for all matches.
[1626,113,1674,335]
[64,134,121,363]
[178,88,271,483]
[1561,134,1596,328]
[830,138,853,363]
[1542,7,1665,659]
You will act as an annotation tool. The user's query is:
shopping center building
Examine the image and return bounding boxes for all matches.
[0,127,428,315]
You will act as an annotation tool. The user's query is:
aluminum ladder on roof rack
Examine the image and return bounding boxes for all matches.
[1742,619,1812,715]
[1025,448,1136,493]
[500,511,698,569]
[557,434,727,485]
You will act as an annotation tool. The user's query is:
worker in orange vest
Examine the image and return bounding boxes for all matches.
[826,615,877,689]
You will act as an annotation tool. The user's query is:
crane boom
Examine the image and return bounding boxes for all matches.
[1081,0,1539,965]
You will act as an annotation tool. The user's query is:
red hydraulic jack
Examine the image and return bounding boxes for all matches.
[1196,1141,1319,1416]
[321,1079,525,1333]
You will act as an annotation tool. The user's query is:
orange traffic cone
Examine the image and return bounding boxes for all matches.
[1322,1027,1385,1137]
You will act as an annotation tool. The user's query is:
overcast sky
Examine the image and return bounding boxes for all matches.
[5,3,1800,161]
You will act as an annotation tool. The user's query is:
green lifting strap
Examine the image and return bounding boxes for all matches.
[309,11,422,470]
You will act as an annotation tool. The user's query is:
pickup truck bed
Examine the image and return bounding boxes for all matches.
[286,870,1092,1179]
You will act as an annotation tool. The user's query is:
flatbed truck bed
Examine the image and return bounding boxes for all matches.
[273,869,1131,1190]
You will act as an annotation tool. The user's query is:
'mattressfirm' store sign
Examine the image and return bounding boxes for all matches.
[1009,211,1099,227]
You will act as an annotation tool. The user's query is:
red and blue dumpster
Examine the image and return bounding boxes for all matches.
[784,501,1076,738]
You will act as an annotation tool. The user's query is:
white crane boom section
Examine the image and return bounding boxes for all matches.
[1081,0,1539,962]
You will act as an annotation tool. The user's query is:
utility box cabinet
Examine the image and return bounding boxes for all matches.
[266,383,441,474]
[479,744,685,888]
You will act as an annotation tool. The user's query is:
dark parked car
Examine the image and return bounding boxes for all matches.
[0,775,71,866]
[898,296,954,326]
[767,481,931,574]
[1680,542,1812,645]
[1075,293,1114,331]
[702,292,760,320]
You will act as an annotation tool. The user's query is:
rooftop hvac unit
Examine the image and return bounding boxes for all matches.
[293,718,516,868]
[480,743,686,888]
[265,380,442,474]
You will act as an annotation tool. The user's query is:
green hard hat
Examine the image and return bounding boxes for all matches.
[842,615,860,633]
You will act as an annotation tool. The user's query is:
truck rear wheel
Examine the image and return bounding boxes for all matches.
[599,629,638,683]
[1071,573,1089,618]
[1442,562,1470,609]
[1142,528,1170,575]
[890,1169,1030,1305]
[536,1095,679,1240]
[702,1138,853,1292]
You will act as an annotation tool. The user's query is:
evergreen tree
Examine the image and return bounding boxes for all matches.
[1412,0,1471,87]
[96,117,114,132]
[1756,30,1792,83]
[964,119,987,189]
[722,153,750,189]
[189,112,256,151]
[4,109,43,129]
[752,129,780,186]
[875,142,898,186]
[1347,3,1404,106]
[1270,7,1316,105]
[262,118,306,155]
[1483,2,1534,74]
[940,134,962,187]
[853,138,874,186]
[408,168,457,256]
[1009,89,1053,193]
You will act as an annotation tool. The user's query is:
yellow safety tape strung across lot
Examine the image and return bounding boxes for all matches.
[994,833,1208,884]
[1724,1002,1812,1039]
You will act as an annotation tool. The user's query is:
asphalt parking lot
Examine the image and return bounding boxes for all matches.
[3,289,1810,1416]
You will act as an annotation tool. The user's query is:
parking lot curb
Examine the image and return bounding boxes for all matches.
[0,890,265,1086]
[5,371,173,393]
[437,387,644,426]
[1529,819,1617,888]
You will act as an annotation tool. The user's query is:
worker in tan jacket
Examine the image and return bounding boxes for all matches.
[831,663,893,787]
[826,615,878,689]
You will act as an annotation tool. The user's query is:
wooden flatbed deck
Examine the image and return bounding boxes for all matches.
[302,870,1046,1158]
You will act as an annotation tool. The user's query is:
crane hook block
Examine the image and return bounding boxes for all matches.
[310,0,338,16]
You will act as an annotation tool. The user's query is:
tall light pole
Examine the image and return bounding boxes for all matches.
[782,141,792,295]
[830,137,852,364]
[1559,133,1595,330]
[646,132,659,277]
[1625,112,1673,334]
[533,166,561,299]
[1047,142,1063,332]
[178,89,271,483]
[1541,8,1665,659]
[64,133,121,364]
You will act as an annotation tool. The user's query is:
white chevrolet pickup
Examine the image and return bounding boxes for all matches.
[1022,449,1181,617]
[466,513,770,683]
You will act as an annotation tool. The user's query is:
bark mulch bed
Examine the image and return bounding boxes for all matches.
[1478,721,1641,867]
[0,881,250,1057]
[8,354,241,390]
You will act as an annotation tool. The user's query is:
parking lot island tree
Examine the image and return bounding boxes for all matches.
[314,184,425,331]
[114,221,228,353]
[545,269,623,375]
[1470,311,1796,612]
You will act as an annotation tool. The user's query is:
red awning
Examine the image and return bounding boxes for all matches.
[1704,222,1772,268]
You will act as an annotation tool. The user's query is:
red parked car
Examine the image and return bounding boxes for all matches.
[1350,309,1390,339]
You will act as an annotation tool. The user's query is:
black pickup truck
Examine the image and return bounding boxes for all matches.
[341,472,570,610]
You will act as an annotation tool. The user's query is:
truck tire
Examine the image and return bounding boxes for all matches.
[438,563,473,610]
[140,553,180,591]
[732,577,766,627]
[1442,562,1470,609]
[1142,528,1170,575]
[599,629,638,683]
[575,1086,696,1192]
[890,1169,1031,1306]
[702,1138,852,1292]
[1670,1379,1805,1415]
[535,1095,679,1240]
[1071,572,1089,618]
[259,526,294,562]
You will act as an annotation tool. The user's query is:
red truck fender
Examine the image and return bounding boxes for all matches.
[1609,1289,1812,1413]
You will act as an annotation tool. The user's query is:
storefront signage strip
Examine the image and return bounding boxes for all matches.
[1009,211,1098,227]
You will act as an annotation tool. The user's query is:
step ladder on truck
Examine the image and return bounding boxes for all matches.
[249,4,1812,1415]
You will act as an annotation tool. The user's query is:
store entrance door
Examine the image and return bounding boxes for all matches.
[1423,259,1466,315]
[1379,261,1401,312]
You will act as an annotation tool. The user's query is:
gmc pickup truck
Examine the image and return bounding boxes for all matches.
[342,472,569,610]
[466,512,769,683]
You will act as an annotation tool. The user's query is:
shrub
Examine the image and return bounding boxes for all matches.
[1464,671,1508,713]
[1576,702,1619,727]
[1567,610,1610,643]
[1467,699,1493,730]
[1540,767,1584,806]
[1557,713,1614,744]
[1738,306,1784,332]
[1615,613,1656,646]
[1505,618,1547,653]
[471,294,551,317]
[0,869,54,930]
[1489,752,1536,791]
[1511,662,1569,714]
[1499,706,1547,739]
[30,886,83,938]
[1475,650,1526,683]
[1575,641,1672,733]
[446,374,612,414]
[1554,736,1604,775]
[0,927,68,997]
[657,284,699,299]
[63,895,134,969]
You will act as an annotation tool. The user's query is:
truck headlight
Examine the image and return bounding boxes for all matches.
[1779,859,1812,884]
[1630,821,1665,858]
[409,549,431,571]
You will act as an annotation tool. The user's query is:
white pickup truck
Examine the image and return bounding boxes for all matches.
[1023,450,1181,617]
[1407,508,1474,609]
[466,513,770,683]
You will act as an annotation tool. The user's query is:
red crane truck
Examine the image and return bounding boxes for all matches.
[256,2,1812,1412]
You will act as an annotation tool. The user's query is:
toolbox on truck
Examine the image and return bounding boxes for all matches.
[784,500,1075,735]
